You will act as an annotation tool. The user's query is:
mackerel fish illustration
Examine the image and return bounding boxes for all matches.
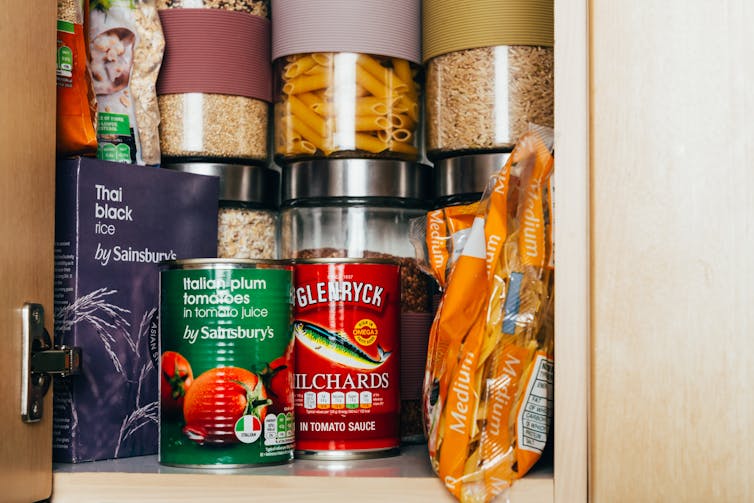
[293,321,391,370]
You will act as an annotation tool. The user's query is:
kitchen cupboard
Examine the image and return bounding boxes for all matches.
[5,0,753,501]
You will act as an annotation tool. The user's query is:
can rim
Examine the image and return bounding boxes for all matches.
[290,257,400,266]
[160,258,291,269]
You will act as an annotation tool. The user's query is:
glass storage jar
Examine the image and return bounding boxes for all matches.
[272,0,421,163]
[280,159,433,443]
[425,46,553,159]
[156,1,271,162]
[274,52,422,163]
[430,152,512,284]
[164,162,280,259]
[422,0,553,159]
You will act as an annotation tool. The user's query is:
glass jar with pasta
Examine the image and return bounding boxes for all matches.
[274,52,422,162]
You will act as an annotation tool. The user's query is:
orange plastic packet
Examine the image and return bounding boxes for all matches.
[56,0,98,157]
[424,128,555,502]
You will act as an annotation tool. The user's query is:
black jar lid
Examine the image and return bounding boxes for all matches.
[282,159,432,205]
[434,152,512,200]
[163,162,280,208]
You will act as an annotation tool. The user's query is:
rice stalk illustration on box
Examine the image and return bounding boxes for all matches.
[55,287,159,459]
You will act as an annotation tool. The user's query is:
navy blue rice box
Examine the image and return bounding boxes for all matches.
[52,157,218,462]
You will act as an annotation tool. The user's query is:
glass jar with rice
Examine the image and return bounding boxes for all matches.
[164,162,280,260]
[156,0,271,162]
[423,0,554,159]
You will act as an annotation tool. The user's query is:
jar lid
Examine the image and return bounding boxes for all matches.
[272,0,421,64]
[423,0,553,62]
[162,163,280,207]
[283,159,431,204]
[435,152,512,199]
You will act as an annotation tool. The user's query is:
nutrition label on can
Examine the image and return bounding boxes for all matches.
[517,355,553,453]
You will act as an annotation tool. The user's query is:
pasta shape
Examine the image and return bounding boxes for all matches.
[424,131,555,502]
[276,52,419,159]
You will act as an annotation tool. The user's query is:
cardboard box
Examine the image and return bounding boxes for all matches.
[52,158,218,462]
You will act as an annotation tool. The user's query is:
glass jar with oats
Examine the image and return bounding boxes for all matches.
[164,163,280,259]
[423,0,554,159]
[156,1,271,162]
[271,0,422,162]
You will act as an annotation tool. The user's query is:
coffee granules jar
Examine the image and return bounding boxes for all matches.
[280,159,433,443]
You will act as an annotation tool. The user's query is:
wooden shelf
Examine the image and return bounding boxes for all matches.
[52,444,553,502]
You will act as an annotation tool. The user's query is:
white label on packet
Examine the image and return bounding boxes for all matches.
[517,354,553,454]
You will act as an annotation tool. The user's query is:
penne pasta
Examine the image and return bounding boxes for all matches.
[387,140,418,155]
[276,51,419,159]
[287,94,328,137]
[353,133,389,153]
[346,115,391,132]
[392,58,414,89]
[283,73,330,95]
[311,52,333,66]
[313,96,390,116]
[355,65,393,98]
[286,114,328,153]
[357,54,409,91]
[297,92,323,111]
[284,55,318,79]
[391,128,412,142]
[389,113,416,130]
[394,95,419,122]
[303,64,327,75]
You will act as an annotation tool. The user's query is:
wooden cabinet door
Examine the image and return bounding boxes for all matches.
[591,0,754,501]
[0,1,57,501]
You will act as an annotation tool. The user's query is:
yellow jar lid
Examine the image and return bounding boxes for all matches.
[423,0,553,62]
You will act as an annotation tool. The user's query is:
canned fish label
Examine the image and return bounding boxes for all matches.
[293,261,400,453]
[159,262,294,466]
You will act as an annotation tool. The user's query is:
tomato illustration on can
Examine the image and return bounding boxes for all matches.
[292,259,401,459]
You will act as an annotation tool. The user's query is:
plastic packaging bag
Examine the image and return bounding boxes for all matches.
[57,0,98,157]
[90,0,165,165]
[423,128,555,502]
[423,201,483,289]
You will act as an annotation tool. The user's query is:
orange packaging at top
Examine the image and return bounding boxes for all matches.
[56,1,97,157]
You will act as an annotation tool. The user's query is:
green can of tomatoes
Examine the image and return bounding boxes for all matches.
[158,259,295,467]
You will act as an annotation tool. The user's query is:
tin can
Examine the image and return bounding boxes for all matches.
[292,258,401,459]
[158,259,295,467]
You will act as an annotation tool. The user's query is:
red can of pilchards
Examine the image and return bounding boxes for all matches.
[292,258,401,460]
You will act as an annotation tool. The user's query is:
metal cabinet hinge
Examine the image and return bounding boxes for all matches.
[21,303,81,423]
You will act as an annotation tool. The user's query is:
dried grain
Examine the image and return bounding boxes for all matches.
[131,2,165,165]
[426,45,554,155]
[159,94,269,160]
[58,0,81,23]
[157,0,268,16]
[218,207,277,259]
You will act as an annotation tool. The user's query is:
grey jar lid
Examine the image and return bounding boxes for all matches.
[163,163,280,207]
[283,159,432,203]
[434,152,512,199]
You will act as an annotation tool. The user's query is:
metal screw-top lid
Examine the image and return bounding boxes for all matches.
[163,163,280,208]
[435,152,512,200]
[282,159,432,204]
